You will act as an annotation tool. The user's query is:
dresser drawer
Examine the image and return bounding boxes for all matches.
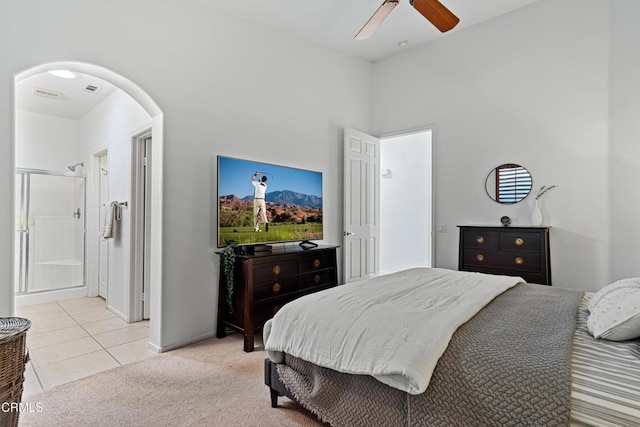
[253,277,297,302]
[299,283,335,297]
[253,296,296,327]
[463,230,499,250]
[499,232,541,252]
[253,260,297,282]
[298,252,336,272]
[299,269,336,290]
[461,266,543,285]
[518,272,544,285]
[463,249,541,272]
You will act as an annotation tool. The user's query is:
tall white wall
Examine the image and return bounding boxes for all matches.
[0,0,371,349]
[380,132,432,273]
[15,111,79,171]
[78,90,151,319]
[609,0,640,280]
[372,0,610,291]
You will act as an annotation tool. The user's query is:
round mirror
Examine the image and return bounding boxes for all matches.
[485,164,532,204]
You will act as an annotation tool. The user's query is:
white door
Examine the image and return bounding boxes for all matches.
[98,154,109,299]
[343,128,380,283]
[132,132,152,321]
[142,136,152,320]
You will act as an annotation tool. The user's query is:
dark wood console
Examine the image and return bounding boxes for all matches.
[458,226,551,285]
[217,245,338,352]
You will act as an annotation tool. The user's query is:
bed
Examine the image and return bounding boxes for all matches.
[263,268,640,427]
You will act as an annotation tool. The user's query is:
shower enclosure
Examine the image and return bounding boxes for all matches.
[15,169,86,295]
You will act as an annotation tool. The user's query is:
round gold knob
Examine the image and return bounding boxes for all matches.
[272,306,280,315]
[515,257,524,265]
[313,259,321,268]
[476,236,484,244]
[476,254,485,262]
[272,283,281,294]
[313,274,321,284]
[515,238,524,246]
[272,265,281,276]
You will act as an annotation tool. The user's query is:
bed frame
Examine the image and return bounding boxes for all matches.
[264,358,296,408]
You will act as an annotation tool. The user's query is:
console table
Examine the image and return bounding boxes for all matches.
[216,245,339,352]
[458,226,551,285]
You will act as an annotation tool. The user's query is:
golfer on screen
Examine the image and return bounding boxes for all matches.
[251,171,269,232]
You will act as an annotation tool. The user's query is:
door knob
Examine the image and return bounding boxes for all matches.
[343,231,354,236]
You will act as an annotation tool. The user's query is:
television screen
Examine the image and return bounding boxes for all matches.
[217,156,323,247]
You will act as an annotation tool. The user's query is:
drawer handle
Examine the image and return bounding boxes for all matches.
[313,259,321,268]
[272,283,281,294]
[272,265,281,276]
[476,254,485,262]
[272,305,281,315]
[476,236,484,244]
[313,274,321,284]
[515,257,524,265]
[515,237,524,246]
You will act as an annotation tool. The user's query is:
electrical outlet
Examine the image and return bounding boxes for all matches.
[437,224,447,233]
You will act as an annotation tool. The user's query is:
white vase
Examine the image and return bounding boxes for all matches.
[530,199,543,226]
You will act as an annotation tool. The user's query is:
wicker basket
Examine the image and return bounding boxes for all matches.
[0,317,31,427]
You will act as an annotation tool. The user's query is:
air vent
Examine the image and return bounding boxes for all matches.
[32,87,63,100]
[84,84,100,93]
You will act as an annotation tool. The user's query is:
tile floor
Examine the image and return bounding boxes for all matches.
[15,297,156,396]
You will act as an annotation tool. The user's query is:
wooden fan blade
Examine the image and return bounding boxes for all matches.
[355,0,399,40]
[411,0,459,33]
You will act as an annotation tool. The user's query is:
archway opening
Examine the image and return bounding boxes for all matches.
[13,61,164,351]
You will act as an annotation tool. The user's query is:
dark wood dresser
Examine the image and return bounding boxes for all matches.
[458,226,551,285]
[216,245,338,352]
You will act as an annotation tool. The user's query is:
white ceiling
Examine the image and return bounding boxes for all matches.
[185,0,542,62]
[14,0,541,120]
[15,71,117,120]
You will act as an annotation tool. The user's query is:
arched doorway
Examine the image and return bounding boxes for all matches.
[13,61,164,351]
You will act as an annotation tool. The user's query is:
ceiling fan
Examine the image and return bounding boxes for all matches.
[355,0,459,40]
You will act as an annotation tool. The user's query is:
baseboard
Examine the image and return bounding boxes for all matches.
[147,341,162,353]
[155,331,217,353]
[107,304,128,322]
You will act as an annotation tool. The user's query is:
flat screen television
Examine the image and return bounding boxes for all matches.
[217,156,323,248]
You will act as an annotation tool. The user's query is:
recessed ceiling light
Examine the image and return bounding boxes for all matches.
[398,40,409,47]
[48,70,77,79]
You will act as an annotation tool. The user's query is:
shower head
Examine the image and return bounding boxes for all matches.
[68,162,84,172]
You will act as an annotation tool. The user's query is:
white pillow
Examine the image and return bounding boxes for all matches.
[587,278,640,312]
[587,282,640,341]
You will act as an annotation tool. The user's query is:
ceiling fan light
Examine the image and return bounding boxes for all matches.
[355,0,399,40]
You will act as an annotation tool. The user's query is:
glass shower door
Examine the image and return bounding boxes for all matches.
[15,170,86,294]
[15,174,28,293]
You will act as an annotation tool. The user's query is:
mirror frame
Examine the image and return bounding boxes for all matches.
[485,163,532,204]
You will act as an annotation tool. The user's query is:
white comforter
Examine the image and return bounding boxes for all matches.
[264,268,524,395]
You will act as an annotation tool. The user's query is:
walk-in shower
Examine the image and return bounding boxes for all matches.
[15,169,86,295]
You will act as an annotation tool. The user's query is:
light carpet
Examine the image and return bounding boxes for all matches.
[19,333,325,427]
